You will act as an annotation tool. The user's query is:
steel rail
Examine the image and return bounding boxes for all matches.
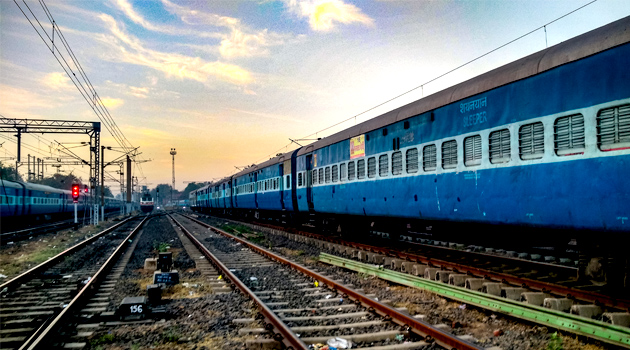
[182,213,484,350]
[319,253,630,349]
[0,215,137,291]
[229,218,630,311]
[22,215,149,350]
[168,214,307,350]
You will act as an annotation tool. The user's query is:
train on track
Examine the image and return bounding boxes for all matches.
[140,191,154,213]
[190,17,630,284]
[0,179,122,230]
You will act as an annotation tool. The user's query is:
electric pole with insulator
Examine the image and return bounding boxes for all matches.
[170,148,176,207]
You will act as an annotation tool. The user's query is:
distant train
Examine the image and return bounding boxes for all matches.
[191,18,630,279]
[0,179,122,230]
[140,191,154,213]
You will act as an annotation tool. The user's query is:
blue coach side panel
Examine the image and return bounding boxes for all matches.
[256,163,282,211]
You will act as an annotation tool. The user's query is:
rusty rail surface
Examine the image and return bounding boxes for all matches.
[218,217,630,312]
[182,213,484,350]
[169,214,307,350]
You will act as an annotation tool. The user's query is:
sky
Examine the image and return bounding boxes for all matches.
[1,0,628,194]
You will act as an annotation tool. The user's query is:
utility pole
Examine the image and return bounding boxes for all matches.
[170,148,176,207]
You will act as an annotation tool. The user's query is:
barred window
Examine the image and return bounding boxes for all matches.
[555,114,585,156]
[441,140,458,169]
[406,148,418,173]
[423,144,437,171]
[519,122,544,160]
[340,163,347,181]
[312,169,317,185]
[348,161,356,180]
[392,151,402,175]
[597,104,630,151]
[298,173,303,187]
[379,155,389,177]
[489,129,511,164]
[367,157,376,178]
[357,159,366,179]
[464,135,482,166]
[318,167,324,184]
[325,167,331,183]
[332,165,339,182]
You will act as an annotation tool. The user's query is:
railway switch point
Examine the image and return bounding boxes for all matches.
[602,312,630,327]
[412,264,428,276]
[543,298,574,312]
[500,287,529,301]
[144,258,157,270]
[448,274,468,287]
[520,292,551,306]
[570,304,603,319]
[424,268,442,281]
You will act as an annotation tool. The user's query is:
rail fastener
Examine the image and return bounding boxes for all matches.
[318,253,630,349]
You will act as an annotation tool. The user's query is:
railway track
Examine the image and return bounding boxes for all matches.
[1,211,125,246]
[0,215,146,350]
[172,213,487,350]
[188,213,630,348]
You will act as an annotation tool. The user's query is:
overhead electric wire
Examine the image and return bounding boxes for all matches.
[298,0,599,141]
[13,0,144,176]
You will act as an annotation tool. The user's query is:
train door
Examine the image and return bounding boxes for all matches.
[254,172,258,209]
[279,163,285,210]
[232,179,237,208]
[305,154,314,210]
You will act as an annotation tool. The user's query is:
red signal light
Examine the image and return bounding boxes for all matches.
[72,184,80,203]
[84,185,89,193]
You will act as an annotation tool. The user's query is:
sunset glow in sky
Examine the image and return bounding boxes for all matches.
[1,0,628,193]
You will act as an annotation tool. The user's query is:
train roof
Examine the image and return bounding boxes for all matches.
[296,15,630,156]
[232,148,298,179]
[1,179,71,194]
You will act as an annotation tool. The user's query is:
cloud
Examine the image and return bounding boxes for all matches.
[101,97,124,109]
[285,0,374,31]
[129,86,149,98]
[42,72,73,91]
[97,14,254,86]
[111,0,291,59]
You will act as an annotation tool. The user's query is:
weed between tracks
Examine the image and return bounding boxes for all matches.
[0,221,121,278]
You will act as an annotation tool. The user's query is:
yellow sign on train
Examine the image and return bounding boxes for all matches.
[350,134,365,159]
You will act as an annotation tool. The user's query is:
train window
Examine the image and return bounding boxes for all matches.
[357,159,366,179]
[378,154,389,176]
[423,144,437,171]
[597,104,630,151]
[442,140,458,169]
[555,114,585,156]
[406,148,418,173]
[348,161,355,180]
[312,169,317,185]
[332,165,339,182]
[378,154,389,177]
[286,175,291,189]
[392,151,402,175]
[464,135,482,166]
[367,157,376,178]
[318,167,324,184]
[325,167,331,183]
[519,122,544,160]
[340,163,347,181]
[299,173,303,187]
[489,129,511,164]
[404,121,410,129]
